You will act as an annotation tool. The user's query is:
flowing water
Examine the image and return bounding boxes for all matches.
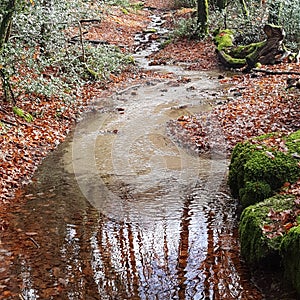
[0,13,277,300]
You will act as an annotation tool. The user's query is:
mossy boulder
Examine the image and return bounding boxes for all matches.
[281,225,300,295]
[239,194,296,265]
[229,131,300,207]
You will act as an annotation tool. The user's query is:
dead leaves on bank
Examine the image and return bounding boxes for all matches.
[262,202,300,239]
[149,38,219,70]
[169,63,300,156]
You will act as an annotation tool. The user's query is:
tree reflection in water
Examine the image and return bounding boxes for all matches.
[0,180,265,300]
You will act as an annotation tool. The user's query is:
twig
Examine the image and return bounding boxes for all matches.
[253,68,300,76]
[70,38,109,45]
[0,118,17,126]
[79,19,101,24]
[78,21,85,63]
[28,237,40,249]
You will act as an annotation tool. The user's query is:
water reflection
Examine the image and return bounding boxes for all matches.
[1,171,262,299]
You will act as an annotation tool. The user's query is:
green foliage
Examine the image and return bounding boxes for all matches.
[103,0,130,6]
[0,0,133,103]
[84,45,134,80]
[228,131,300,207]
[13,106,34,122]
[102,0,143,11]
[174,0,196,8]
[171,17,198,39]
[268,0,300,49]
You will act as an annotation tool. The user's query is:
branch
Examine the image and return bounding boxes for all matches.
[79,19,101,24]
[78,21,85,63]
[69,38,109,45]
[252,68,300,76]
[0,118,17,126]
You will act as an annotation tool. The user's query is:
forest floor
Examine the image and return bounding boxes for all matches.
[0,0,300,220]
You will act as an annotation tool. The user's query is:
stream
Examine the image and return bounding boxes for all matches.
[0,12,285,300]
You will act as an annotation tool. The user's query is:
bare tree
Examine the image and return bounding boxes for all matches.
[196,0,209,36]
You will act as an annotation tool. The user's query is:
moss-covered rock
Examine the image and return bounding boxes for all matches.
[228,131,300,207]
[239,194,296,265]
[281,225,300,295]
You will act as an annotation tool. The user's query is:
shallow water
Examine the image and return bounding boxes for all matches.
[0,71,265,299]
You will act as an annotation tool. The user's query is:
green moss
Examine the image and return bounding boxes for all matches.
[229,131,300,207]
[244,41,267,67]
[286,131,300,154]
[13,106,34,122]
[230,41,266,59]
[281,225,300,295]
[214,29,235,50]
[121,7,129,14]
[214,30,268,68]
[218,50,246,68]
[239,194,295,265]
[228,141,254,198]
[239,181,272,207]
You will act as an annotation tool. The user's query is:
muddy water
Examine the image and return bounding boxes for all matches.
[0,72,265,299]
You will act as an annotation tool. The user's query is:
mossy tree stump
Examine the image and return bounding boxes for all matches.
[214,24,286,69]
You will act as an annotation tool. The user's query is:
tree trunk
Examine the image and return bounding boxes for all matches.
[0,0,17,102]
[0,0,16,53]
[197,0,209,36]
[268,0,282,25]
[216,0,227,10]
